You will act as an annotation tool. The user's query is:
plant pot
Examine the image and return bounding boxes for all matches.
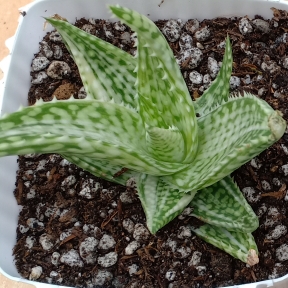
[0,0,288,287]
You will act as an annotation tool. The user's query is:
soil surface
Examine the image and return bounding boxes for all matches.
[13,7,288,288]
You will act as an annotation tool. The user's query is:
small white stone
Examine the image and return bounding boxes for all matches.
[60,159,71,166]
[266,225,287,240]
[166,238,177,252]
[269,263,283,279]
[29,266,42,280]
[195,26,211,41]
[114,21,126,31]
[39,234,54,250]
[133,224,150,242]
[25,236,36,249]
[47,61,71,79]
[83,224,95,235]
[281,144,288,155]
[242,187,260,203]
[256,203,267,218]
[78,86,87,99]
[239,18,253,35]
[81,24,95,34]
[207,57,219,78]
[31,71,48,84]
[162,19,182,42]
[61,175,76,188]
[98,234,116,250]
[40,41,53,58]
[189,71,203,85]
[261,60,280,74]
[97,252,118,267]
[203,74,211,86]
[261,180,271,191]
[250,158,262,169]
[281,164,288,176]
[19,225,29,234]
[79,237,98,264]
[50,271,58,278]
[51,252,61,266]
[49,31,63,42]
[122,218,135,234]
[252,19,270,34]
[272,178,281,187]
[32,57,50,71]
[196,266,207,276]
[79,179,101,199]
[27,218,44,230]
[26,188,36,200]
[53,45,63,59]
[60,249,84,267]
[176,48,203,70]
[120,191,133,204]
[188,251,202,266]
[93,270,113,286]
[176,246,191,258]
[120,32,131,44]
[128,264,139,276]
[185,19,199,34]
[230,76,241,90]
[177,226,192,239]
[125,240,140,255]
[126,177,136,188]
[243,74,251,85]
[178,207,193,220]
[276,244,288,261]
[179,33,193,50]
[165,270,176,281]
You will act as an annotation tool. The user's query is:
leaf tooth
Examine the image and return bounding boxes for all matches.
[17,105,24,112]
[149,52,157,57]
[143,43,150,48]
[134,78,139,86]
[133,65,138,73]
[156,63,163,69]
[169,84,175,92]
[0,113,8,119]
[161,73,168,80]
[34,98,44,106]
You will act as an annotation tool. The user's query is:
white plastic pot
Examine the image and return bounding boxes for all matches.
[0,0,288,287]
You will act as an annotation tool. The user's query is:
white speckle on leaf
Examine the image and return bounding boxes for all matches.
[97,252,118,267]
[60,249,84,267]
[29,266,42,280]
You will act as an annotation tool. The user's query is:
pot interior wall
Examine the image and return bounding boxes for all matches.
[1,0,288,285]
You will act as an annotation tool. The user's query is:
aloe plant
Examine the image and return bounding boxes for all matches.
[0,5,286,265]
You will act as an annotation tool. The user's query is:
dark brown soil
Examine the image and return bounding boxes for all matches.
[13,7,288,288]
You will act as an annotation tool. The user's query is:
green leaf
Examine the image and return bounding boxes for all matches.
[190,224,259,266]
[45,17,137,108]
[0,99,189,175]
[164,93,287,191]
[136,174,196,233]
[110,5,198,164]
[191,176,259,233]
[194,36,232,116]
[62,154,136,186]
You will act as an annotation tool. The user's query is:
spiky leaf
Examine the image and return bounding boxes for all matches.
[137,174,196,233]
[45,17,137,107]
[110,5,198,164]
[190,224,259,266]
[190,176,258,233]
[164,94,286,191]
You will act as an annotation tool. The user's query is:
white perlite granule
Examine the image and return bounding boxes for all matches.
[165,270,176,281]
[97,252,118,268]
[133,223,150,242]
[60,249,84,267]
[98,234,116,250]
[125,240,140,255]
[79,237,98,264]
[188,251,202,267]
[122,218,135,234]
[29,266,43,280]
[39,233,54,250]
[276,244,288,262]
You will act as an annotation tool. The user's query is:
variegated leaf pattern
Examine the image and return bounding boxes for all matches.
[194,36,232,116]
[62,154,136,186]
[110,5,198,164]
[190,224,259,266]
[0,99,189,175]
[136,174,196,233]
[164,94,286,191]
[190,176,259,233]
[45,17,137,107]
